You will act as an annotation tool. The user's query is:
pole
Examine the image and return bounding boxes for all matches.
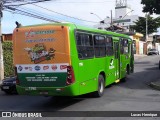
[121,10,134,20]
[0,0,4,81]
[146,13,148,41]
[111,10,114,31]
[90,12,102,20]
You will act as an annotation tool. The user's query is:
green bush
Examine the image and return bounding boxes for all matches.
[2,41,14,77]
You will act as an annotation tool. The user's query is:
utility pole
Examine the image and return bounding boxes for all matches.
[146,13,148,41]
[0,0,4,81]
[0,0,53,82]
[111,10,114,31]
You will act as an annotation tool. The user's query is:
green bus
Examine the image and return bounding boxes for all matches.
[13,23,134,97]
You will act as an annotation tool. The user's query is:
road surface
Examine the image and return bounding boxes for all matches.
[0,55,160,120]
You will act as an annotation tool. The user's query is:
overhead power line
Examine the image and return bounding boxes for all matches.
[3,0,109,25]
[21,7,64,21]
[3,0,53,7]
[45,1,116,3]
[4,6,60,22]
[32,4,100,24]
[4,3,101,24]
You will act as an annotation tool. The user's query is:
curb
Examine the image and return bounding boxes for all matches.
[149,82,160,91]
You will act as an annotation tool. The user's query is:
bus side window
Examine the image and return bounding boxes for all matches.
[128,41,131,55]
[106,37,114,56]
[76,33,94,59]
[123,39,129,54]
[132,40,136,54]
[94,35,106,57]
[120,39,124,54]
[120,38,129,54]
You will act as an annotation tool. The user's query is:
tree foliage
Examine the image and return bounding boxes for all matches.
[130,15,160,36]
[141,0,160,14]
[2,41,14,77]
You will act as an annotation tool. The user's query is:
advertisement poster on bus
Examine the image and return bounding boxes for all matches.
[13,26,70,85]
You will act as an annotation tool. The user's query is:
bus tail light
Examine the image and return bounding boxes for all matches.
[16,78,20,85]
[66,66,75,85]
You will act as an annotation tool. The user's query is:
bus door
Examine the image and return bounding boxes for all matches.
[113,41,120,80]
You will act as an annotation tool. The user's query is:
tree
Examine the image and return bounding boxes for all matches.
[130,15,160,36]
[141,0,160,14]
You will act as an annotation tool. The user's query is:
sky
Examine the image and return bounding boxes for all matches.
[1,0,160,34]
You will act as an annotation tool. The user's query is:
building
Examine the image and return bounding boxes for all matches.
[93,0,149,55]
[93,0,160,55]
[94,0,139,32]
[2,33,12,41]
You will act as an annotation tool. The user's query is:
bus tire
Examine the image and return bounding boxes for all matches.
[93,74,105,97]
[121,77,126,83]
[121,66,129,82]
[127,65,130,75]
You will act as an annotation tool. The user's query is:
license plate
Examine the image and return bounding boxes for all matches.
[39,91,48,95]
[3,86,9,89]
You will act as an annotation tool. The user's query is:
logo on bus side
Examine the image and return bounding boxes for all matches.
[60,65,67,70]
[109,59,115,69]
[35,66,41,71]
[52,65,57,71]
[18,66,23,71]
[43,66,49,70]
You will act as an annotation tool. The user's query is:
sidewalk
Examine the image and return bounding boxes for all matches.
[134,54,160,90]
[149,80,160,91]
[149,61,160,90]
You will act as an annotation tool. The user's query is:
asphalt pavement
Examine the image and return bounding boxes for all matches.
[136,54,160,91]
[134,54,160,91]
[134,54,147,60]
[0,54,160,120]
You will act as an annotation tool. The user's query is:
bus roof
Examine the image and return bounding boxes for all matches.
[17,22,130,40]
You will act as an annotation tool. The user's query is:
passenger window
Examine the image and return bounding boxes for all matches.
[94,35,106,57]
[120,39,124,54]
[106,37,114,56]
[121,39,129,54]
[76,33,94,59]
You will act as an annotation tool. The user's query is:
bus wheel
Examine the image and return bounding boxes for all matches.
[93,74,105,97]
[121,66,129,82]
[126,65,130,75]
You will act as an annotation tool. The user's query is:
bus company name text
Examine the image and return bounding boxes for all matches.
[25,30,54,37]
[25,38,55,43]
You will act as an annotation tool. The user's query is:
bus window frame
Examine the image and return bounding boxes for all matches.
[75,32,94,60]
[120,38,129,55]
[75,30,114,59]
[106,36,114,56]
[94,35,106,58]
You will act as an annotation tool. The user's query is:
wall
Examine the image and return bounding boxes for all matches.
[155,43,160,53]
[2,34,12,41]
[130,33,144,54]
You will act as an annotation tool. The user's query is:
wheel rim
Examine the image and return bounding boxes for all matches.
[99,78,104,93]
[126,68,128,74]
